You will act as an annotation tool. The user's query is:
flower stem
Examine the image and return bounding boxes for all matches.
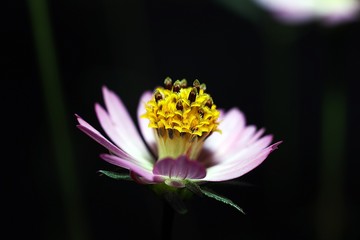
[161,200,174,240]
[27,0,89,239]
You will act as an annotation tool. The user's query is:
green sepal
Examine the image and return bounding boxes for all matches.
[150,183,190,214]
[201,187,245,214]
[184,181,203,197]
[185,181,245,214]
[98,170,133,181]
[163,191,188,215]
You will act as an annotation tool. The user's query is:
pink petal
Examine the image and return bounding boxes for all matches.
[211,125,257,162]
[215,135,272,168]
[137,91,157,156]
[248,127,266,145]
[204,141,282,181]
[130,171,163,184]
[76,114,132,160]
[203,108,246,152]
[216,131,274,164]
[202,133,274,170]
[153,156,206,180]
[101,86,152,159]
[100,154,155,181]
[95,103,154,166]
[200,108,267,165]
[209,134,274,168]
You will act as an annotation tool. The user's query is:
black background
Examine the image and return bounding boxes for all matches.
[5,0,360,239]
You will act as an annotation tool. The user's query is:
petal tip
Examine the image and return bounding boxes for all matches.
[102,85,109,92]
[270,141,283,152]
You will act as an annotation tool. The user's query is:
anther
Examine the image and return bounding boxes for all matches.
[193,79,201,92]
[198,109,204,118]
[164,77,173,90]
[176,101,183,111]
[200,83,206,92]
[154,91,163,102]
[157,128,165,137]
[180,79,187,88]
[188,87,197,103]
[168,129,174,139]
[173,80,181,93]
[205,98,213,108]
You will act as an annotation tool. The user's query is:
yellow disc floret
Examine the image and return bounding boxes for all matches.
[142,78,221,160]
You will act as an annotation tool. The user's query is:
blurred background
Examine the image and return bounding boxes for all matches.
[5,0,360,239]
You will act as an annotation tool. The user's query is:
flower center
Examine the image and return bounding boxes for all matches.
[142,78,221,160]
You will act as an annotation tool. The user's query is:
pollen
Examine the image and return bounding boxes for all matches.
[142,78,221,160]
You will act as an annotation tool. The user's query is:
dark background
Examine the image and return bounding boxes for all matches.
[6,0,360,239]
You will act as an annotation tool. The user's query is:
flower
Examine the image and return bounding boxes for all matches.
[76,78,282,213]
[254,0,360,25]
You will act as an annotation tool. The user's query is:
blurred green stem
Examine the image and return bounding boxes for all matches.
[27,1,89,239]
[318,83,346,240]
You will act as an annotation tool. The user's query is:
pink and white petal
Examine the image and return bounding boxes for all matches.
[137,91,157,155]
[232,125,257,148]
[199,126,273,169]
[95,104,129,150]
[250,134,274,151]
[216,108,226,122]
[171,156,206,179]
[201,144,253,169]
[130,171,164,184]
[203,108,246,152]
[101,86,152,158]
[200,108,248,164]
[95,103,153,166]
[100,154,155,181]
[76,114,131,160]
[248,127,266,145]
[206,134,274,168]
[211,136,275,169]
[203,141,282,181]
[203,149,270,181]
[215,131,273,164]
[153,156,206,180]
[211,125,257,162]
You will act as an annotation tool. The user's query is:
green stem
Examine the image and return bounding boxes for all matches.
[317,83,346,240]
[27,0,89,239]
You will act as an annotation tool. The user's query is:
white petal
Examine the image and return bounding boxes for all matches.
[203,142,281,181]
[203,134,273,172]
[137,91,157,156]
[100,154,155,180]
[212,125,257,162]
[203,108,245,151]
[76,114,132,160]
[95,104,154,168]
[100,86,154,162]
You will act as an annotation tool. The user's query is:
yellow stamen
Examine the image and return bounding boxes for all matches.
[141,78,221,160]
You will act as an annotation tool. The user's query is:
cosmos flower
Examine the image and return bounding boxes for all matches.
[254,0,360,25]
[76,78,282,213]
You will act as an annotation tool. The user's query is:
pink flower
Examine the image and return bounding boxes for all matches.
[76,78,282,212]
[254,0,360,25]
